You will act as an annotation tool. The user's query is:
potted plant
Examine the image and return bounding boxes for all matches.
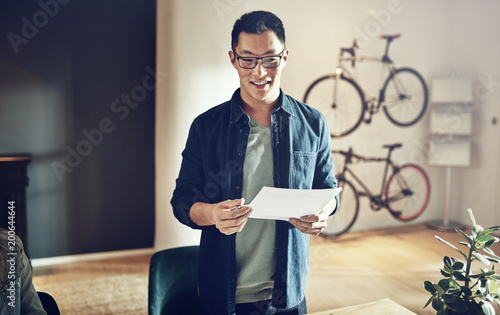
[424,209,500,314]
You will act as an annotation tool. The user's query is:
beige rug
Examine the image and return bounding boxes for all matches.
[33,254,151,315]
[35,273,148,315]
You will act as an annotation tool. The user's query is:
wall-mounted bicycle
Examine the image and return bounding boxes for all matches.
[323,143,430,238]
[304,34,428,138]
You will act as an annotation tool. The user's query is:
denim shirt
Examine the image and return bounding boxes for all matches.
[1,232,46,315]
[171,89,338,315]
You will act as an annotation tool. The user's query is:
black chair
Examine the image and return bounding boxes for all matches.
[148,245,203,315]
[37,291,60,315]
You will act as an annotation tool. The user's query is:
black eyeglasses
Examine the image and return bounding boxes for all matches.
[233,49,285,69]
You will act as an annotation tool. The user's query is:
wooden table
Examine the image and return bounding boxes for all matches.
[307,299,416,315]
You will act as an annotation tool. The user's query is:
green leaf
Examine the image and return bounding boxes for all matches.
[443,256,453,267]
[424,281,437,294]
[480,226,500,235]
[468,208,477,225]
[479,276,488,289]
[481,301,495,315]
[438,279,451,291]
[459,241,471,248]
[480,268,496,276]
[441,269,451,277]
[484,239,496,249]
[484,255,500,264]
[453,271,469,281]
[484,248,500,260]
[489,280,499,294]
[452,261,464,271]
[471,225,479,238]
[477,235,498,244]
[473,251,492,265]
[442,293,457,304]
[423,296,434,308]
[456,228,472,243]
[436,236,468,259]
[432,298,444,311]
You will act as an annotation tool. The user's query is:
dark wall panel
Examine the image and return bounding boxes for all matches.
[0,0,156,258]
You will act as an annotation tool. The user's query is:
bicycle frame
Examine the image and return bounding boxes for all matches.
[332,37,403,115]
[334,55,398,109]
[337,149,399,210]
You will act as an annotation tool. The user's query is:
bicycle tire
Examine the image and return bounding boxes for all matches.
[385,164,430,221]
[304,74,365,138]
[381,68,428,126]
[321,176,359,238]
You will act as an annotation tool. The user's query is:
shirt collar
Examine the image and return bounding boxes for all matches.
[229,89,294,124]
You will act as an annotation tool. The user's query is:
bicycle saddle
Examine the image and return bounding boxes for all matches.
[383,143,402,150]
[380,34,401,41]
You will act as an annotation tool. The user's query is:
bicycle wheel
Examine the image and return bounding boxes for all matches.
[381,68,428,126]
[385,164,430,221]
[322,176,359,238]
[304,75,365,137]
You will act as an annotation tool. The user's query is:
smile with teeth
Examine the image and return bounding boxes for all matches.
[252,80,270,86]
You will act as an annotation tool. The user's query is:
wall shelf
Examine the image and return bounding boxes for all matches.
[426,77,474,231]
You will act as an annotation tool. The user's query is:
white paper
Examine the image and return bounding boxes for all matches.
[246,186,342,221]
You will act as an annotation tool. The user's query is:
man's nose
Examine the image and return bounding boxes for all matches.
[252,60,267,76]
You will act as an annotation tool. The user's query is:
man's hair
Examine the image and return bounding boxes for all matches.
[231,11,286,51]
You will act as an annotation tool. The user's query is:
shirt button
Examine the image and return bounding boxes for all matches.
[235,186,240,190]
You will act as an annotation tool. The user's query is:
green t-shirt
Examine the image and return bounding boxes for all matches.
[235,116,276,304]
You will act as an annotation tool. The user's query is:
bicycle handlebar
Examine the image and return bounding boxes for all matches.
[340,38,358,67]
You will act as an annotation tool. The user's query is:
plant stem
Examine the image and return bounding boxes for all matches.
[464,241,475,301]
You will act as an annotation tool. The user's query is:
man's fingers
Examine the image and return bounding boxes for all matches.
[221,206,252,218]
[290,217,327,236]
[300,211,328,223]
[216,207,252,235]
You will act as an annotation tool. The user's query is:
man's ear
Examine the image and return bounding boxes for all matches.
[282,48,290,65]
[228,50,238,69]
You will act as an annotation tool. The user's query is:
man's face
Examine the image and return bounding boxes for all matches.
[229,30,288,106]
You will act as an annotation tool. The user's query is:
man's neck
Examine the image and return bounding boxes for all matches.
[240,93,280,127]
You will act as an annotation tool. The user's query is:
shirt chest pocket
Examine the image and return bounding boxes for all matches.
[290,151,317,189]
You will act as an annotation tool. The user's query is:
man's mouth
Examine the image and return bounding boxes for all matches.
[251,80,271,86]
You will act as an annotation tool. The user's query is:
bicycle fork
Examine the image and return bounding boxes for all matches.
[332,66,342,109]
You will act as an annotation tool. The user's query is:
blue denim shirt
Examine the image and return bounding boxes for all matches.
[171,89,338,315]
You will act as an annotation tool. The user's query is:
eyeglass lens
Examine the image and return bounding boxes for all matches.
[238,56,281,69]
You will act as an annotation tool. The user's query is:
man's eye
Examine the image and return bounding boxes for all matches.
[264,57,278,63]
[241,58,255,63]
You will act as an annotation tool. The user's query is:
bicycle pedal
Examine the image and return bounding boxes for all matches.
[364,118,372,124]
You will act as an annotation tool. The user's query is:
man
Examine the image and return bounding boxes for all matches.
[171,10,338,315]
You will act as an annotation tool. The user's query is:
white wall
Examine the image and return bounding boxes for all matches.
[448,1,500,225]
[155,0,500,250]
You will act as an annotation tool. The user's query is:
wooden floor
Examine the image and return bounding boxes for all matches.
[32,224,500,314]
[307,224,500,314]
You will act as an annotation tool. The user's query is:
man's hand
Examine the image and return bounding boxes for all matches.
[289,209,329,236]
[209,199,252,235]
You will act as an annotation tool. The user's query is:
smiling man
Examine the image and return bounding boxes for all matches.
[171,11,338,315]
